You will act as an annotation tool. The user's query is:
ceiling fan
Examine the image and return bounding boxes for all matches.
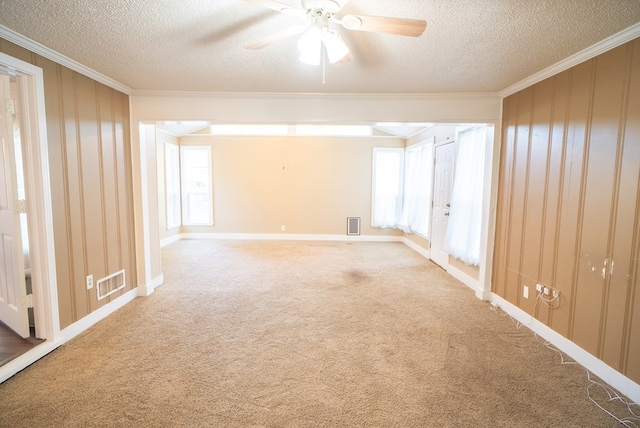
[242,0,427,66]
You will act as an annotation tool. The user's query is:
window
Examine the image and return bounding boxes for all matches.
[371,148,404,228]
[165,143,181,229]
[371,142,434,237]
[399,142,433,237]
[180,146,213,226]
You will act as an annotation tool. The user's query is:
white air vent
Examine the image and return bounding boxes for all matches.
[347,217,361,235]
[97,269,126,300]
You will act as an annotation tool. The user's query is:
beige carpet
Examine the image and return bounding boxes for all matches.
[0,240,633,427]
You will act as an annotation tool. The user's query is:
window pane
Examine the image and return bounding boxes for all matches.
[400,143,433,237]
[181,146,213,225]
[371,148,403,228]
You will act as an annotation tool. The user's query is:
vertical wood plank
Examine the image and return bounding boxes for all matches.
[545,70,570,330]
[540,73,568,325]
[115,94,136,290]
[76,74,106,315]
[492,96,516,298]
[523,79,553,318]
[506,88,532,308]
[550,62,592,338]
[572,46,628,357]
[600,44,636,370]
[61,68,91,321]
[97,86,120,281]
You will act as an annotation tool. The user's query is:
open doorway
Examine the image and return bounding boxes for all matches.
[0,72,42,365]
[0,52,59,377]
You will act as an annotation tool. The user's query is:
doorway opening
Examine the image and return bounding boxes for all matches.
[0,52,59,378]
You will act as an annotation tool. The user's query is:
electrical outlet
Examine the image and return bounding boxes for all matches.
[281,225,285,232]
[552,289,561,298]
[543,286,551,295]
[86,274,93,290]
[523,285,529,299]
[536,283,544,293]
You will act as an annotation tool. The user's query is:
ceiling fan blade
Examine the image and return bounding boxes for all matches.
[245,25,307,50]
[338,14,427,37]
[241,0,304,16]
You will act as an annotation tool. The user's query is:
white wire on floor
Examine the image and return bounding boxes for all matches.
[490,294,640,427]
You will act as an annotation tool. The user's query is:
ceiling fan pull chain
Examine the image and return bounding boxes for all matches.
[322,44,326,84]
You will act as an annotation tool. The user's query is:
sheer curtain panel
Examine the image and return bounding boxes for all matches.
[444,126,487,265]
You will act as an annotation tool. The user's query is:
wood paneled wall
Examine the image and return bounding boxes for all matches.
[493,38,640,383]
[0,39,136,329]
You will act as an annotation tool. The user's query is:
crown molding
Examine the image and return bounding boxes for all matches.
[131,90,500,100]
[500,22,640,98]
[0,25,131,95]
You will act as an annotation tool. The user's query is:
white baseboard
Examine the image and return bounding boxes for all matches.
[172,232,404,242]
[0,288,138,384]
[492,294,640,405]
[447,264,480,294]
[0,338,64,384]
[401,237,430,259]
[60,289,138,341]
[137,274,164,297]
[160,234,181,247]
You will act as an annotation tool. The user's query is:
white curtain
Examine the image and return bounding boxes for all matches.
[398,144,433,236]
[371,148,403,228]
[444,126,487,265]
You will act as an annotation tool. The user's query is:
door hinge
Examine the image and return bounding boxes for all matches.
[6,99,17,115]
[17,199,26,214]
[24,293,34,309]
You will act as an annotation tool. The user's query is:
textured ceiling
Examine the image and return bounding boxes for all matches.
[1,0,639,94]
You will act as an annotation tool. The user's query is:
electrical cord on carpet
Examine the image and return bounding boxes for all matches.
[490,298,640,427]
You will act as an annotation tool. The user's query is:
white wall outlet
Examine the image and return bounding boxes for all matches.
[523,285,529,299]
[543,286,551,295]
[281,225,285,232]
[553,289,561,298]
[536,283,544,293]
[86,274,94,290]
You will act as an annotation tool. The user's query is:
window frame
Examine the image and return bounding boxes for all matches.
[180,145,214,226]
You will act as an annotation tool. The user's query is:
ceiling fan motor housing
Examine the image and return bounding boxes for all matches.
[304,0,347,13]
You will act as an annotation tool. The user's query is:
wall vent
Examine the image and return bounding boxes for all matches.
[347,217,361,235]
[97,269,126,300]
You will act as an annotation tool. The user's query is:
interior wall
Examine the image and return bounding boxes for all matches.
[0,38,137,329]
[493,38,640,383]
[176,135,405,237]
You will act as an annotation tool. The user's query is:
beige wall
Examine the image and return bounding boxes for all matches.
[173,135,404,237]
[0,38,136,329]
[493,38,640,383]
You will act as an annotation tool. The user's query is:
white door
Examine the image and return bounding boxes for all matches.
[430,142,455,268]
[0,74,30,338]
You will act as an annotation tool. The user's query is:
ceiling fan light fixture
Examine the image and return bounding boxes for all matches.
[298,26,323,65]
[322,30,349,63]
